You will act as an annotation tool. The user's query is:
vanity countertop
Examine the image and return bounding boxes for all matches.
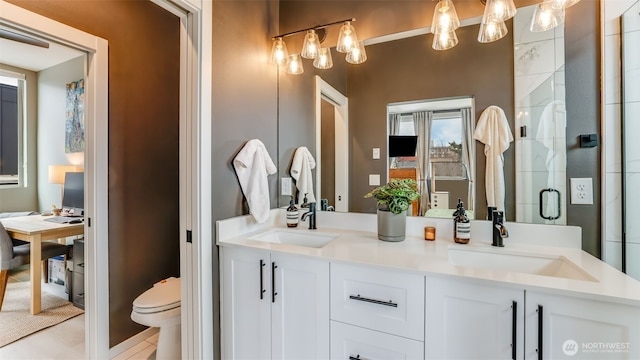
[216,210,640,306]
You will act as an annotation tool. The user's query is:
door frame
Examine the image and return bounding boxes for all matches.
[0,2,109,358]
[315,76,349,212]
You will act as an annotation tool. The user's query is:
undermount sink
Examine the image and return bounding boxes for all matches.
[448,246,597,282]
[247,229,339,248]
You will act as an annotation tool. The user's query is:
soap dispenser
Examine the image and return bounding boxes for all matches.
[453,199,471,244]
[286,198,299,228]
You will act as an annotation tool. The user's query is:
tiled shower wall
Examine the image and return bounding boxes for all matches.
[602,0,639,280]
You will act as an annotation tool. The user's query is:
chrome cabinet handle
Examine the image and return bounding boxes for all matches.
[349,295,398,308]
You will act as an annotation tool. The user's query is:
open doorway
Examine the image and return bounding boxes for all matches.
[0,2,109,358]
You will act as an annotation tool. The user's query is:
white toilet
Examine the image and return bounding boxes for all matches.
[131,277,181,360]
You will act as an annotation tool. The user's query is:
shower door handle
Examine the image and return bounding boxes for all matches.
[539,188,561,220]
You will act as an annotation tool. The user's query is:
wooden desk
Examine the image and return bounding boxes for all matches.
[0,215,84,314]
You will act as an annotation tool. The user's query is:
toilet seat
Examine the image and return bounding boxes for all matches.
[133,277,181,314]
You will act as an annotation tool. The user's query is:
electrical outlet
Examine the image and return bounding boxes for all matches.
[570,178,593,205]
[369,174,380,186]
[281,177,292,196]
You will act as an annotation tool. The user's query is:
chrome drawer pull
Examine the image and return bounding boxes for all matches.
[349,294,398,308]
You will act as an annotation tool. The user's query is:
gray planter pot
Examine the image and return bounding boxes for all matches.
[377,209,406,242]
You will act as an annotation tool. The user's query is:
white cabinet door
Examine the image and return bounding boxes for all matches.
[426,277,524,360]
[221,246,271,360]
[331,321,424,360]
[221,247,330,360]
[525,291,640,360]
[271,253,330,360]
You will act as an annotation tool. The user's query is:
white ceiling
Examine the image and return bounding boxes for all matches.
[0,26,84,72]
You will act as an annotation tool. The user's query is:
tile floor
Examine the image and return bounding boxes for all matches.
[0,265,158,360]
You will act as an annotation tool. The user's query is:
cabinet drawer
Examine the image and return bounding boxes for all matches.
[73,240,85,275]
[331,321,424,360]
[331,263,425,340]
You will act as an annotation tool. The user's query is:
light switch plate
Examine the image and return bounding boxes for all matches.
[281,177,293,196]
[369,174,380,186]
[570,178,593,205]
[372,148,380,159]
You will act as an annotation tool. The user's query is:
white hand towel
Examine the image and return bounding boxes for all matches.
[473,105,514,212]
[233,139,277,223]
[290,146,316,205]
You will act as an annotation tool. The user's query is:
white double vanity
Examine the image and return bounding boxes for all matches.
[217,210,640,359]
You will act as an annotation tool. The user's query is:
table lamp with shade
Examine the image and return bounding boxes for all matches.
[48,164,82,210]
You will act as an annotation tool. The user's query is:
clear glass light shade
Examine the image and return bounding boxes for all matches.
[346,41,367,64]
[432,30,458,50]
[548,0,581,10]
[313,48,333,69]
[270,37,289,66]
[483,0,517,22]
[336,21,359,53]
[431,0,460,34]
[301,30,321,59]
[285,54,304,75]
[478,19,508,43]
[530,3,565,32]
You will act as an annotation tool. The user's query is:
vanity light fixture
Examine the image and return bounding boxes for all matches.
[336,21,359,53]
[286,54,304,74]
[478,0,510,43]
[530,2,565,32]
[432,30,459,50]
[313,47,333,69]
[270,37,289,66]
[431,0,461,50]
[482,0,517,22]
[431,0,461,35]
[301,29,321,59]
[271,18,365,74]
[346,41,367,64]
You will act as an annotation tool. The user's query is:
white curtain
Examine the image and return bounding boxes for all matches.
[460,107,475,210]
[413,111,433,216]
[389,113,401,135]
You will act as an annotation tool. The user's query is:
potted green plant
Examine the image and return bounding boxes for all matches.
[364,178,419,241]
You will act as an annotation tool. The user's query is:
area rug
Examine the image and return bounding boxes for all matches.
[0,282,84,348]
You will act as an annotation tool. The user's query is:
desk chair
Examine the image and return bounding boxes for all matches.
[0,222,70,311]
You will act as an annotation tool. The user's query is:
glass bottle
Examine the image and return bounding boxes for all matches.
[454,200,471,244]
[286,198,299,228]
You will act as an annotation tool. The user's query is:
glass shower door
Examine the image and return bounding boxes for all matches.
[514,5,567,225]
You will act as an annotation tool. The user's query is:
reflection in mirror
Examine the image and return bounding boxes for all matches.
[316,76,348,212]
[387,97,475,219]
[283,5,567,224]
[513,5,566,225]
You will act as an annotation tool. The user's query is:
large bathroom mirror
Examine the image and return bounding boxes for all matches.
[278,4,567,224]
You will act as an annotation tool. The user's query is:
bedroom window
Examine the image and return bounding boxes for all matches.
[0,72,25,187]
[394,112,466,180]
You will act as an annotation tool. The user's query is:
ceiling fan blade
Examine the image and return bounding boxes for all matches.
[0,28,49,48]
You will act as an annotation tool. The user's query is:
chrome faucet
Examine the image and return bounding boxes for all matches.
[301,201,317,230]
[492,210,509,247]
